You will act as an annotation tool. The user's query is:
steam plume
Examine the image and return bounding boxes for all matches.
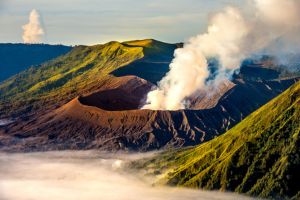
[22,9,45,43]
[143,0,300,110]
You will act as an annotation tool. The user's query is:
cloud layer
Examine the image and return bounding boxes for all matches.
[0,151,257,200]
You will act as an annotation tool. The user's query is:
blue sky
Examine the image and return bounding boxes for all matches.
[0,0,245,45]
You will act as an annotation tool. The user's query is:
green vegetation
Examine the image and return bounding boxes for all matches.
[134,81,300,200]
[0,39,180,117]
[0,40,159,117]
[123,39,181,61]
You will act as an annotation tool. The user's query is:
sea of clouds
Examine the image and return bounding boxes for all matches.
[0,151,258,200]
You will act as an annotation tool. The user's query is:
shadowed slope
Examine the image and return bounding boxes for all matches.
[112,39,181,84]
[134,81,300,200]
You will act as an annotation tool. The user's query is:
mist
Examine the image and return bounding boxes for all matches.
[0,151,258,200]
[142,0,300,110]
[22,9,45,43]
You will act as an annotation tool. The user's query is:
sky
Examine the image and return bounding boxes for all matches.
[0,0,245,45]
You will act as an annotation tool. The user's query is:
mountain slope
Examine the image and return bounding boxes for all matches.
[0,43,71,82]
[134,80,300,200]
[0,39,299,153]
[0,76,298,152]
[0,40,178,118]
[112,39,182,84]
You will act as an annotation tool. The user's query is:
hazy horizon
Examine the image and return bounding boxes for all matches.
[0,0,245,45]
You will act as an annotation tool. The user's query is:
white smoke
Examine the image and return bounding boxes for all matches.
[22,9,45,43]
[254,0,300,59]
[255,0,300,27]
[143,0,300,110]
[143,7,249,110]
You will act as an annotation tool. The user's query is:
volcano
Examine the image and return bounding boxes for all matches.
[1,76,298,152]
[0,39,299,152]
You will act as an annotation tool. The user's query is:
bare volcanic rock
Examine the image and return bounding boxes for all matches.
[0,75,299,152]
[0,76,296,151]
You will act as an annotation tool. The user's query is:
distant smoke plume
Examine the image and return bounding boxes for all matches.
[22,9,45,43]
[143,0,300,110]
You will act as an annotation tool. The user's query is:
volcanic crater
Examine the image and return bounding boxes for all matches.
[78,77,152,111]
[0,75,299,152]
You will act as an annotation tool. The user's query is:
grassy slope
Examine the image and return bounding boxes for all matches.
[0,39,180,117]
[135,81,300,200]
[0,40,154,117]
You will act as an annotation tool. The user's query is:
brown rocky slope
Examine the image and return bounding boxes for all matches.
[0,74,298,152]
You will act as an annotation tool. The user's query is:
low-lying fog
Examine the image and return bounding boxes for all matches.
[0,151,257,200]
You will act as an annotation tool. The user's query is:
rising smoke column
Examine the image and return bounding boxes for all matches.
[22,9,45,43]
[143,7,250,110]
[143,0,300,110]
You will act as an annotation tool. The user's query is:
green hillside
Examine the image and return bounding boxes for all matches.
[0,39,177,117]
[134,81,300,200]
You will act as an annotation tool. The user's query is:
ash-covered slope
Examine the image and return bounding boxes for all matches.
[134,80,300,200]
[0,75,298,152]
